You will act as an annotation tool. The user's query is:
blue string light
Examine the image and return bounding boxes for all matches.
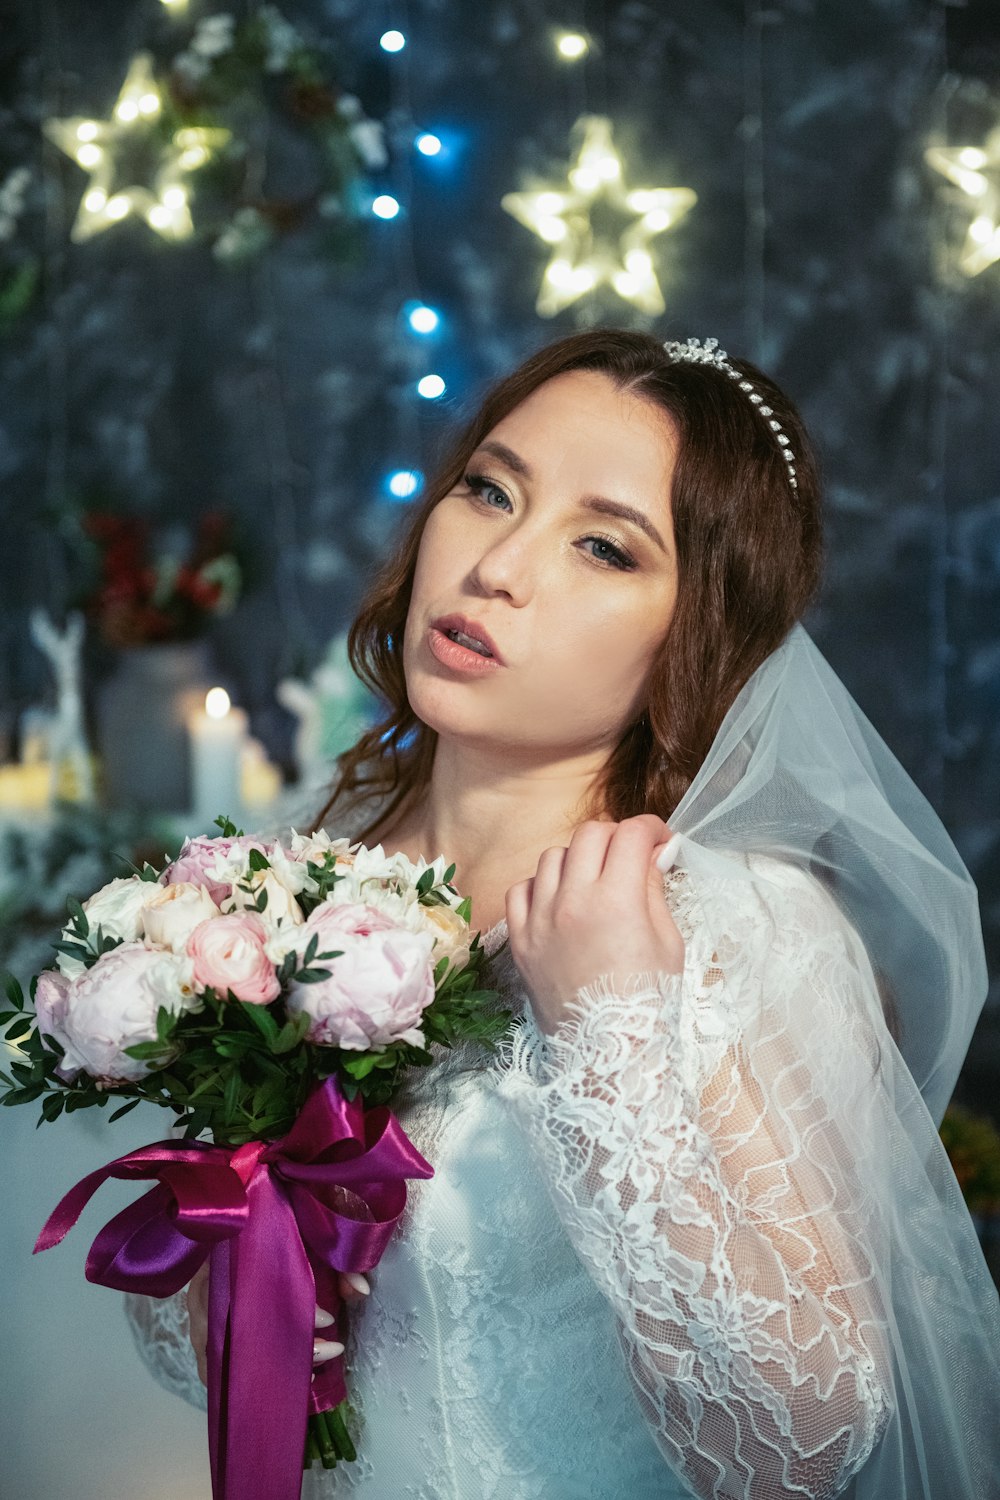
[386,469,424,500]
[405,302,441,334]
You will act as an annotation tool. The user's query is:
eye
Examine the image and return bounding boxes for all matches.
[460,472,637,572]
[462,472,510,510]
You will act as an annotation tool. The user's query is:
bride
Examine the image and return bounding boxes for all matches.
[126,328,1000,1497]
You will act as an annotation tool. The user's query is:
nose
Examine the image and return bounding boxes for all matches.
[466,527,535,606]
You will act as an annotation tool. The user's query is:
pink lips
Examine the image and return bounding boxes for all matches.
[427,625,505,674]
[430,613,505,665]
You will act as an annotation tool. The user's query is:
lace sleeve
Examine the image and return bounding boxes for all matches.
[123,1288,208,1413]
[493,857,895,1500]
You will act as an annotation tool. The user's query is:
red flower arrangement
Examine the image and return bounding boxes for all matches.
[81,510,244,649]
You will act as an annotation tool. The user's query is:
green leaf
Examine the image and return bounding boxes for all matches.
[271,1020,306,1054]
[40,1093,65,1123]
[441,862,456,885]
[241,1002,280,1043]
[294,967,332,984]
[108,1098,142,1123]
[8,1082,45,1104]
[303,932,318,966]
[4,1016,33,1043]
[248,848,270,872]
[39,1031,65,1057]
[223,1067,242,1123]
[2,973,25,1010]
[123,1040,170,1061]
[66,896,89,937]
[51,939,89,961]
[341,1053,379,1080]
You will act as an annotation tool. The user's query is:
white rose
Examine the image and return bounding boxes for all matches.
[56,876,158,979]
[265,841,315,898]
[141,881,222,953]
[223,869,305,930]
[406,901,473,976]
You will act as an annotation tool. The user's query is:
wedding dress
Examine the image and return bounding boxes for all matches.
[124,625,1000,1499]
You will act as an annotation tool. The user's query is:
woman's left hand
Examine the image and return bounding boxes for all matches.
[504,815,685,1038]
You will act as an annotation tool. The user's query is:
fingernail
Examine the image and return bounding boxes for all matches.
[314,1305,335,1328]
[343,1271,370,1296]
[655,834,681,871]
[313,1338,345,1362]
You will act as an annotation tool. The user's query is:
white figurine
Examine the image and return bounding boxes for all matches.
[276,629,374,790]
[29,607,96,805]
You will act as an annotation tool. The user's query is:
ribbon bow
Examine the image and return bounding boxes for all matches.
[34,1075,434,1500]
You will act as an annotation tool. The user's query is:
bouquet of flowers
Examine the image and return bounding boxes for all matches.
[0,813,512,1500]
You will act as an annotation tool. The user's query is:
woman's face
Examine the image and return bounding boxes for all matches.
[403,369,679,763]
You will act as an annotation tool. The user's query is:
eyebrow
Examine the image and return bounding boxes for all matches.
[472,439,669,554]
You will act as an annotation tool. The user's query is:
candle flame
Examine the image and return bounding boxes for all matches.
[205,687,231,718]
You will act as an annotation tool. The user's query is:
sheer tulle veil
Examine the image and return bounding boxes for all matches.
[657,620,1000,1497]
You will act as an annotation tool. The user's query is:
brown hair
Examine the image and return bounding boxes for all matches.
[307,326,824,843]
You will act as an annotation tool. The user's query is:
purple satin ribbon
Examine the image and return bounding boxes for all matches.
[34,1075,435,1500]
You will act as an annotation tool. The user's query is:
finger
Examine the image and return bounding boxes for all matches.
[504,877,532,942]
[600,815,672,898]
[313,1337,346,1365]
[527,844,568,918]
[556,820,619,895]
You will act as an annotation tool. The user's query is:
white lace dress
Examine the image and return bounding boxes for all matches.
[124,853,896,1500]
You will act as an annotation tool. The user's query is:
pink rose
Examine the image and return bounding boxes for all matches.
[186,912,281,1004]
[35,942,201,1085]
[284,901,436,1050]
[163,833,275,908]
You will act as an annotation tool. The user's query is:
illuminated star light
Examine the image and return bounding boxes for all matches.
[43,52,230,243]
[926,126,1000,277]
[500,114,697,317]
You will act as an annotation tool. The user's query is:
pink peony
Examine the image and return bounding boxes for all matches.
[35,969,73,1077]
[186,912,281,1004]
[35,942,201,1085]
[163,833,276,909]
[284,901,437,1050]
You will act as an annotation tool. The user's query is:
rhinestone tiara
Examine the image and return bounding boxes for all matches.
[661,336,798,491]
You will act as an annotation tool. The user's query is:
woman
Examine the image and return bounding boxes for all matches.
[126,329,1000,1498]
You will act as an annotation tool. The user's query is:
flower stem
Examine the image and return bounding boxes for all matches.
[305,1411,337,1470]
[326,1401,358,1462]
[303,1426,320,1468]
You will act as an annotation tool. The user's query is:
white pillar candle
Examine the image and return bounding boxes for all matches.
[188,687,249,829]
